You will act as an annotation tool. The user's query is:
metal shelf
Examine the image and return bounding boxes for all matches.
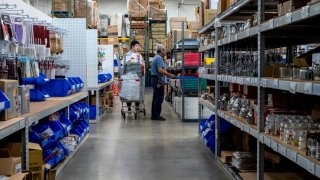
[170,39,199,51]
[199,44,215,52]
[217,75,259,86]
[167,66,199,71]
[199,19,216,35]
[217,110,258,138]
[0,116,26,140]
[199,98,216,112]
[216,0,253,21]
[260,133,320,178]
[87,80,114,91]
[217,2,320,48]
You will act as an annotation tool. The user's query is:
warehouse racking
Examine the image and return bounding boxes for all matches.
[198,0,320,179]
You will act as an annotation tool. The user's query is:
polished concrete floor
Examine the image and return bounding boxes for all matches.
[57,89,228,180]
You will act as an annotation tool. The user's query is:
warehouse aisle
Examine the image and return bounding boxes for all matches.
[57,89,228,180]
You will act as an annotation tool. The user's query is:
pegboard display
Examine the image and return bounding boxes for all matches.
[52,18,87,86]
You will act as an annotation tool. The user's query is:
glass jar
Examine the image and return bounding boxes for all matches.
[265,115,274,135]
[274,115,281,136]
[292,130,300,146]
[280,121,286,141]
[316,142,320,161]
[284,124,293,144]
[231,98,241,116]
[298,131,307,150]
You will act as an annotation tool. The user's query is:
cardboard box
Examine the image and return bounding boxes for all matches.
[6,172,28,180]
[28,143,43,175]
[221,151,234,163]
[171,29,198,43]
[107,25,118,36]
[19,86,30,115]
[218,0,227,14]
[187,21,201,30]
[0,157,21,176]
[204,9,218,25]
[0,80,19,121]
[170,17,187,29]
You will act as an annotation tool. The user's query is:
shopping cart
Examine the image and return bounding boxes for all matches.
[119,70,146,120]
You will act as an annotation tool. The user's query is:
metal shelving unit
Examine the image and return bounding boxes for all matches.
[167,22,199,122]
[198,0,320,179]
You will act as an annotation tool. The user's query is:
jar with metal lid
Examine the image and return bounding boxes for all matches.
[298,131,307,150]
[265,115,274,135]
[284,124,293,144]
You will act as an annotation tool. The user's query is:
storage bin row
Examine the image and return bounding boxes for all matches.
[199,114,231,151]
[69,102,89,122]
[98,73,112,83]
[44,77,84,97]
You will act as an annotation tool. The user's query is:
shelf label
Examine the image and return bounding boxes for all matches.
[264,136,271,147]
[287,149,297,162]
[285,13,292,24]
[304,82,313,94]
[246,29,250,36]
[279,144,287,156]
[297,155,308,168]
[228,36,231,44]
[315,164,320,177]
[246,77,251,85]
[243,125,249,133]
[273,79,279,88]
[268,19,274,30]
[232,77,237,83]
[313,83,320,96]
[307,161,315,174]
[261,79,267,87]
[259,134,264,143]
[289,82,297,94]
[301,6,310,19]
[271,140,278,151]
[19,120,25,129]
[235,34,238,41]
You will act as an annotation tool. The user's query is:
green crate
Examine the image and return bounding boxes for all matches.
[180,78,207,90]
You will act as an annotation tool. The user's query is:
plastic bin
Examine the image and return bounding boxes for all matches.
[199,119,208,133]
[0,89,10,113]
[43,142,67,168]
[69,106,80,122]
[89,105,96,120]
[69,78,81,92]
[70,128,82,143]
[48,120,66,141]
[22,73,48,86]
[67,78,77,94]
[43,79,72,97]
[30,89,50,101]
[60,114,72,134]
[29,124,55,149]
[77,120,89,133]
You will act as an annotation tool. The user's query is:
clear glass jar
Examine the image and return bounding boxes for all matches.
[280,121,286,141]
[265,115,274,135]
[316,142,320,161]
[274,116,281,136]
[292,130,300,146]
[284,124,293,144]
[298,131,307,150]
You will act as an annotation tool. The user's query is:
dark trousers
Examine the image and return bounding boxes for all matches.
[151,77,164,118]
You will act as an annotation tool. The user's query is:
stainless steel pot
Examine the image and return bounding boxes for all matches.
[292,68,300,79]
[299,68,313,80]
[280,67,292,78]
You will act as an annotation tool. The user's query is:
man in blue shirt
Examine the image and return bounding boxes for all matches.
[151,44,176,121]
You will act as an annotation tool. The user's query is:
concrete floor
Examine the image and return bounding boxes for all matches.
[57,89,228,180]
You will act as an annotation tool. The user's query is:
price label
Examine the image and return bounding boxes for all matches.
[313,83,320,96]
[297,155,308,168]
[304,82,313,94]
[289,82,297,94]
[264,136,271,147]
[307,161,315,174]
[277,144,286,156]
[285,13,292,24]
[268,19,274,29]
[261,79,267,87]
[243,125,250,133]
[228,36,231,43]
[271,140,278,151]
[287,149,297,162]
[259,134,264,142]
[235,34,238,41]
[315,165,320,177]
[251,129,258,138]
[273,79,279,88]
[246,78,251,85]
[301,6,309,19]
[246,29,250,36]
[232,77,237,83]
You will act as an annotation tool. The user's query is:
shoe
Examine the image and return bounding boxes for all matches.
[128,107,131,111]
[151,116,165,121]
[159,116,166,120]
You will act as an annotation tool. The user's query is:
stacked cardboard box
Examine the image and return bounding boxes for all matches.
[128,0,147,17]
[148,0,166,19]
[52,0,74,13]
[170,17,187,30]
[204,9,218,25]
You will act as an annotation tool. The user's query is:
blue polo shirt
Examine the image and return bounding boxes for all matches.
[151,54,165,82]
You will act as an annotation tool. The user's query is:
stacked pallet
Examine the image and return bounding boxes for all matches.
[128,0,148,18]
[148,0,166,20]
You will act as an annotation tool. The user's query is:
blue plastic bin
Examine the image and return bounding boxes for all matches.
[48,120,66,141]
[0,89,10,113]
[22,73,48,86]
[43,79,72,97]
[67,78,77,94]
[89,105,96,120]
[43,142,67,168]
[70,78,80,92]
[30,89,50,101]
[29,124,55,149]
[60,114,72,134]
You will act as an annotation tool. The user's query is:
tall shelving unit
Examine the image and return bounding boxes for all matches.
[167,22,200,122]
[198,0,320,179]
